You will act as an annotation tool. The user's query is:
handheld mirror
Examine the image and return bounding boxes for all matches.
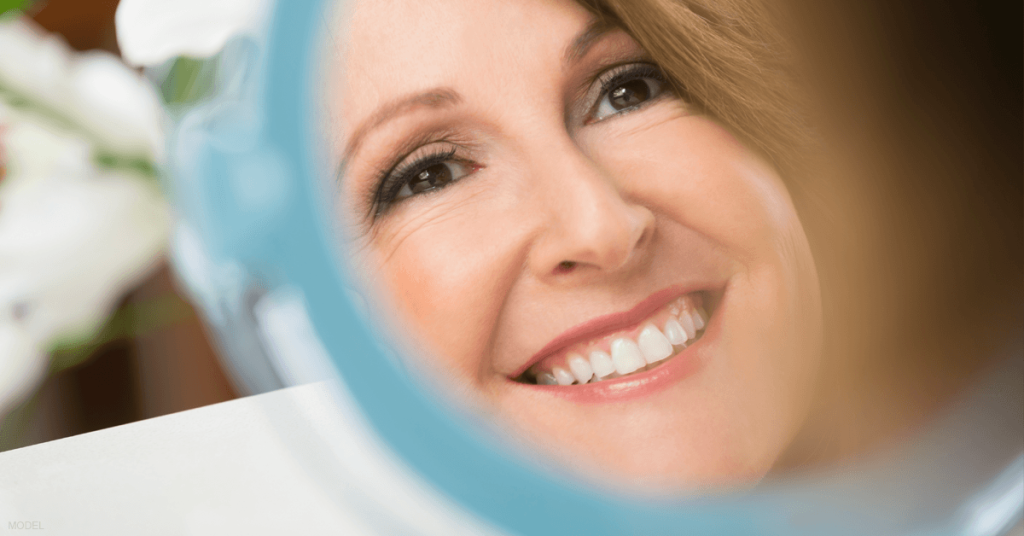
[164,0,1024,534]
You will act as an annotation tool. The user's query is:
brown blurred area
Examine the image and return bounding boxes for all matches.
[0,0,238,451]
[775,0,1022,467]
[29,0,122,52]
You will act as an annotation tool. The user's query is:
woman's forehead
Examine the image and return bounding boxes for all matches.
[332,0,594,129]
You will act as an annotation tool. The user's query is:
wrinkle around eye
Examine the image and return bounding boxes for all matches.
[576,98,694,148]
[621,99,695,132]
[374,185,496,265]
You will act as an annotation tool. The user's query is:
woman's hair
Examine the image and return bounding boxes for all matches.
[578,0,1022,463]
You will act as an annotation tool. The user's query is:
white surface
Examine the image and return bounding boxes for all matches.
[0,382,503,536]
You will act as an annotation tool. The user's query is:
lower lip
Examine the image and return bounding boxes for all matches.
[518,293,726,403]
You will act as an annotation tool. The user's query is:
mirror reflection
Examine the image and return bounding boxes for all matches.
[320,0,1022,493]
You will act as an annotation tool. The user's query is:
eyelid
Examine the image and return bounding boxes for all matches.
[384,139,460,182]
[576,49,655,94]
[361,129,457,215]
[569,59,662,127]
[587,62,666,123]
[371,141,474,218]
[596,62,660,94]
[370,128,458,186]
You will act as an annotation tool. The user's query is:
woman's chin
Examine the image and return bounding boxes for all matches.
[504,399,779,494]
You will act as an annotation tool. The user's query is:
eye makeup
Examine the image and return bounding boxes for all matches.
[588,63,668,120]
[364,130,483,220]
[371,144,481,217]
[567,60,671,128]
[355,40,674,224]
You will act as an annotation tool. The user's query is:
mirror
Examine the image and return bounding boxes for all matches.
[139,0,1022,531]
[310,0,1023,497]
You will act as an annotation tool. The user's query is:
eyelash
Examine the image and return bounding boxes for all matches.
[370,62,669,219]
[371,146,460,217]
[587,63,668,123]
[600,63,664,99]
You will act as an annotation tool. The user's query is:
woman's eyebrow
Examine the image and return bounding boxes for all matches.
[563,18,615,69]
[343,88,462,162]
[342,19,610,164]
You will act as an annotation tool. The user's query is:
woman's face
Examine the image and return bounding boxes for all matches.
[331,0,822,489]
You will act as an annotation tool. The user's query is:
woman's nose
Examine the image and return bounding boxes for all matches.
[526,143,656,282]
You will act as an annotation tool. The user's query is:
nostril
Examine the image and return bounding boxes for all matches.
[555,261,577,274]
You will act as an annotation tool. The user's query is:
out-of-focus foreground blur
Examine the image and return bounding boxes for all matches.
[0,0,237,452]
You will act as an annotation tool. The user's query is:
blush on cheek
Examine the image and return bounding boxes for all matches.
[693,121,802,234]
[591,115,795,264]
[375,210,523,383]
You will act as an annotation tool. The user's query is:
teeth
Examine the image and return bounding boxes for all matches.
[637,324,673,363]
[567,353,594,384]
[695,306,708,329]
[529,296,711,386]
[552,366,575,386]
[663,317,689,345]
[610,338,646,375]
[679,312,697,340]
[537,372,558,385]
[589,350,617,379]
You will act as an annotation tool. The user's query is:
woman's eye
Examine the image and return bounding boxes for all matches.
[590,64,668,123]
[393,160,472,201]
[372,146,480,218]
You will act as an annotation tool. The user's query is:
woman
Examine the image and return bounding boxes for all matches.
[327,0,1021,491]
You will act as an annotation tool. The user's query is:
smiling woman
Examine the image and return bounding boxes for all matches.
[323,0,1019,494]
[324,0,823,491]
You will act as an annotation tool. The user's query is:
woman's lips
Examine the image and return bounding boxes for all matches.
[537,330,713,402]
[509,285,714,380]
[530,294,707,384]
[513,288,727,403]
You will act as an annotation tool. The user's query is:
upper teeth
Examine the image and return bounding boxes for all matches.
[663,317,689,345]
[692,307,707,330]
[588,351,616,379]
[530,298,709,385]
[611,338,646,375]
[638,324,674,363]
[567,353,596,383]
[552,366,576,386]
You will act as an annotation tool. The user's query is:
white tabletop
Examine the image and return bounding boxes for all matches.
[0,381,501,536]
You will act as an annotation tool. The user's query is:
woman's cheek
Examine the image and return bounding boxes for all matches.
[372,190,524,382]
[585,112,795,264]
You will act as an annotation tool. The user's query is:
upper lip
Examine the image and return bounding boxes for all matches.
[510,285,696,378]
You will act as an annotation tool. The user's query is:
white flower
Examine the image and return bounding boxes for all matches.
[0,18,170,417]
[115,0,271,68]
[0,19,165,161]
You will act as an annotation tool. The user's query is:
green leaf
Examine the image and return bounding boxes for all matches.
[49,293,196,373]
[0,0,33,18]
[161,56,220,105]
[93,150,159,180]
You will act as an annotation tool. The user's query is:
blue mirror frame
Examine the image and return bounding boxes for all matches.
[168,1,1024,534]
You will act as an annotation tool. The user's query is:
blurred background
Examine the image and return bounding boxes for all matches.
[0,0,238,452]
